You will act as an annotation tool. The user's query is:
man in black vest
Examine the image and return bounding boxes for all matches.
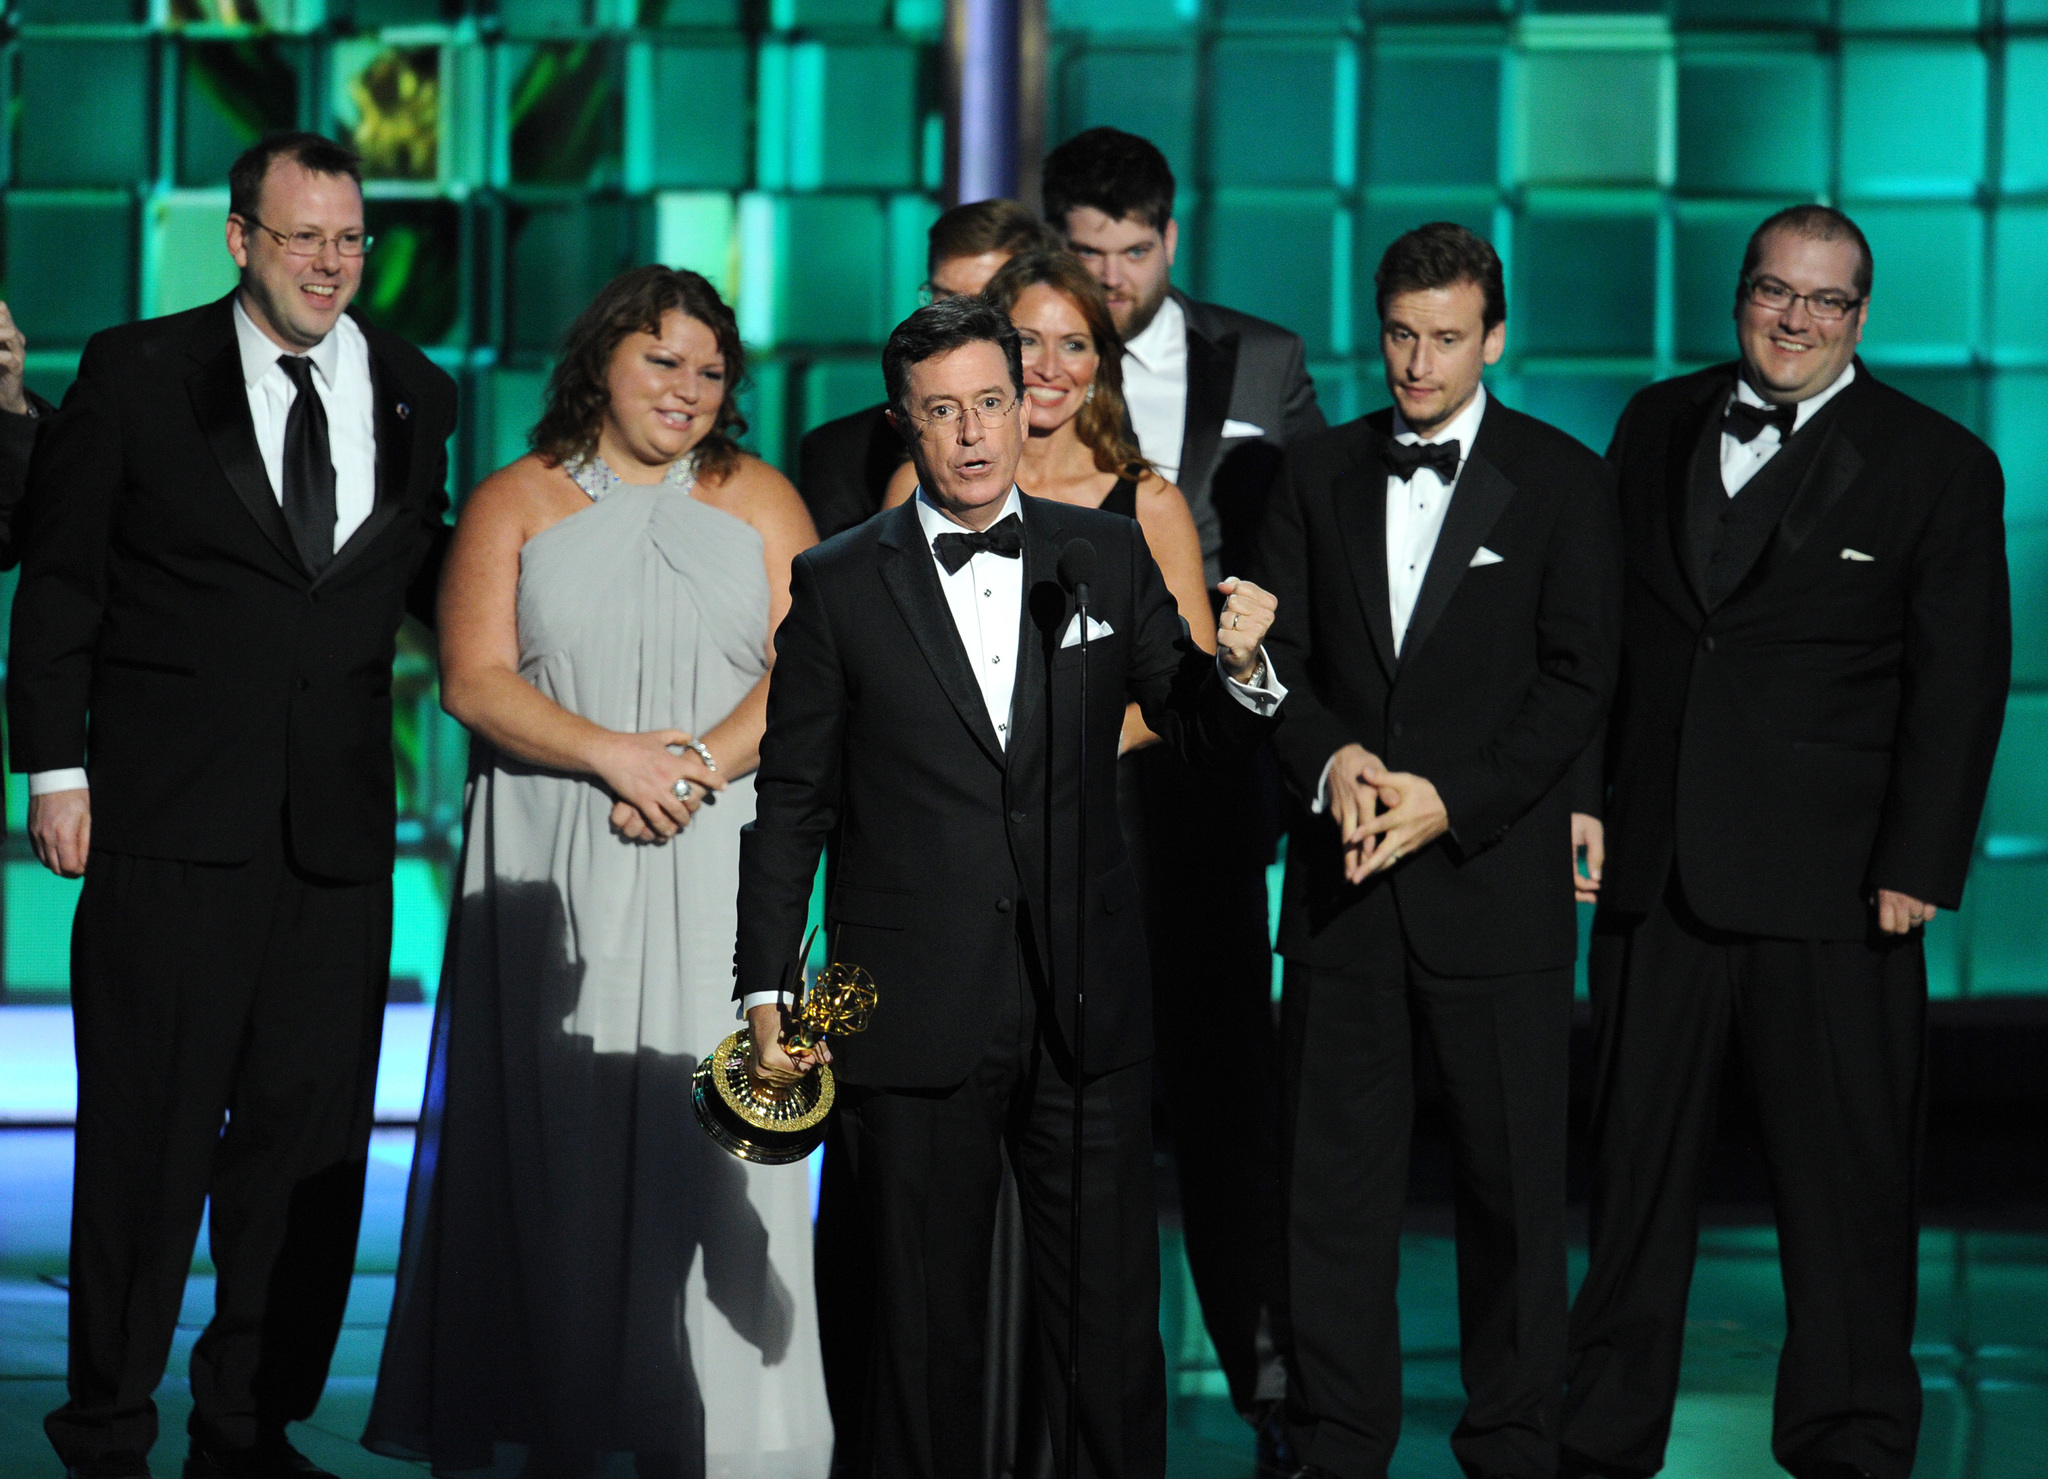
[1562,207,2011,1479]
[1254,223,1621,1479]
[11,133,457,1479]
[737,296,1284,1477]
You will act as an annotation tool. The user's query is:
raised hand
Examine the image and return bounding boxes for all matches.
[0,302,29,416]
[1215,576,1278,680]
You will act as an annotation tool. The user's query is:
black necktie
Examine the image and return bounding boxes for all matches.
[1381,439,1461,484]
[1724,397,1798,445]
[933,513,1024,575]
[277,355,337,576]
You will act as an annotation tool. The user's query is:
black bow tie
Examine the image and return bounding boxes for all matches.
[1724,397,1799,444]
[933,513,1024,575]
[1381,439,1461,484]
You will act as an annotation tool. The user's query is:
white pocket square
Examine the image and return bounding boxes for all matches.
[1059,614,1116,648]
[1469,546,1505,567]
[1840,548,1875,561]
[1221,419,1266,439]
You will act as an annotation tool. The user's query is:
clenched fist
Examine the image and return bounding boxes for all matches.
[1215,576,1278,681]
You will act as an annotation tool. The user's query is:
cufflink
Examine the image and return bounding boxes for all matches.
[396,402,411,420]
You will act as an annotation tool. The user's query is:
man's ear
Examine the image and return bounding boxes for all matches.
[225,216,251,271]
[1482,319,1507,366]
[1163,217,1179,269]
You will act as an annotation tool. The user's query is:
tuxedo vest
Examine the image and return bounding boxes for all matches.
[1686,388,1839,610]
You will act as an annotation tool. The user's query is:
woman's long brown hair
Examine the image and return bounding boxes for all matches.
[528,264,749,485]
[980,250,1148,479]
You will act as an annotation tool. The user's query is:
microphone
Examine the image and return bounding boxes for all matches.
[1057,538,1098,609]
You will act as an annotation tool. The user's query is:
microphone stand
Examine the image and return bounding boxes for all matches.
[1067,576,1089,1479]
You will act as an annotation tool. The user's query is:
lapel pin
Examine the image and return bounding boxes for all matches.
[396,402,411,420]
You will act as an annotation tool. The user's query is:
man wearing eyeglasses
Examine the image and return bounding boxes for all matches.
[1561,206,2010,1479]
[11,131,457,1479]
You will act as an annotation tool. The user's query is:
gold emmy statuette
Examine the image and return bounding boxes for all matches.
[694,929,879,1165]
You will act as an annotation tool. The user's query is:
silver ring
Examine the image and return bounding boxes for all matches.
[1390,850,1403,863]
[672,778,693,803]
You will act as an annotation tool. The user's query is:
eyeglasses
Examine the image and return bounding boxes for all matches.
[1742,276,1862,322]
[237,214,374,259]
[906,393,1018,432]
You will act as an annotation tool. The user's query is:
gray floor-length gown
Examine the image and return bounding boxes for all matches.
[366,456,832,1479]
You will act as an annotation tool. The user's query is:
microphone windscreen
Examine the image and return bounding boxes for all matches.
[1056,538,1099,592]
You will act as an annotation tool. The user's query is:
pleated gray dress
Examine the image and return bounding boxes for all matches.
[366,457,833,1479]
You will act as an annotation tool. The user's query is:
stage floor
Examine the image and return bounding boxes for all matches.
[2,1128,2043,1478]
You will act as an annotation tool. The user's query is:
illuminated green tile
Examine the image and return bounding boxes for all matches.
[1496,373,1642,456]
[1993,210,2048,359]
[1368,50,1500,189]
[1673,0,1828,17]
[358,200,466,348]
[640,0,745,21]
[1675,207,1763,362]
[759,42,919,191]
[1217,0,1356,25]
[482,366,551,481]
[1518,49,1665,188]
[180,41,303,190]
[1049,48,1198,192]
[16,41,155,189]
[655,190,738,301]
[636,42,751,190]
[3,862,81,992]
[771,0,889,24]
[1357,199,1498,352]
[1840,42,1986,199]
[1983,694,2048,857]
[1049,0,1188,28]
[1211,41,1354,189]
[1513,210,1657,357]
[1855,205,1983,363]
[504,198,639,354]
[1963,858,2048,994]
[144,190,240,320]
[742,193,887,347]
[354,0,470,22]
[2010,521,2048,688]
[2005,41,2048,194]
[1202,190,1340,359]
[1879,370,1982,437]
[505,42,623,187]
[1677,55,1827,196]
[1839,0,1981,25]
[499,0,594,34]
[1990,372,2048,526]
[802,357,886,433]
[332,43,447,187]
[2,195,136,349]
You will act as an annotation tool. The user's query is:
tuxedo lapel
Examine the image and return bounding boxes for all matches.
[1330,431,1398,682]
[1401,438,1516,665]
[1177,308,1237,503]
[320,338,415,585]
[1775,378,1868,555]
[186,301,308,580]
[877,501,1007,767]
[1664,378,1724,613]
[1004,495,1065,764]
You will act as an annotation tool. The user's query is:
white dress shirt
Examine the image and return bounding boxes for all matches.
[743,485,1286,1014]
[1122,295,1189,486]
[1312,386,1489,814]
[1720,362,1855,496]
[29,299,380,798]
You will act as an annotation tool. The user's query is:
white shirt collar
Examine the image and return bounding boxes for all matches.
[1122,294,1186,374]
[1733,360,1856,433]
[233,294,346,390]
[1391,383,1488,456]
[914,486,1023,545]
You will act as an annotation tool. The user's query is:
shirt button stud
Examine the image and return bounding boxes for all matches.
[995,897,1012,913]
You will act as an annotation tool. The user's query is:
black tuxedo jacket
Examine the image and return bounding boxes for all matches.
[6,293,457,882]
[1254,401,1622,978]
[796,402,906,541]
[735,493,1277,1088]
[0,390,56,565]
[1594,361,2010,938]
[1174,292,1326,587]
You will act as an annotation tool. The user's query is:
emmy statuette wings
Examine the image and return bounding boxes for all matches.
[692,926,879,1165]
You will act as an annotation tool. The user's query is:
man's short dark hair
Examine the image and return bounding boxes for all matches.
[1374,223,1507,331]
[928,199,1058,273]
[1042,128,1175,233]
[1740,204,1874,300]
[228,132,364,222]
[883,297,1025,433]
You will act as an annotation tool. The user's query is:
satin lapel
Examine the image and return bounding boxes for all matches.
[1329,432,1398,682]
[877,501,1006,767]
[320,341,416,585]
[1400,443,1516,666]
[1004,495,1064,765]
[1664,381,1724,613]
[187,319,308,579]
[1775,401,1865,555]
[1177,310,1237,503]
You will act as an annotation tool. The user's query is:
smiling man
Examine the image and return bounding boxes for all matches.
[737,295,1284,1478]
[10,132,457,1479]
[1253,223,1622,1479]
[1560,207,2010,1479]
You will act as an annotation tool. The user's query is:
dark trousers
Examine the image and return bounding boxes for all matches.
[1121,744,1287,1417]
[1564,875,1927,1479]
[821,958,1166,1479]
[45,824,392,1467]
[1279,888,1572,1479]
